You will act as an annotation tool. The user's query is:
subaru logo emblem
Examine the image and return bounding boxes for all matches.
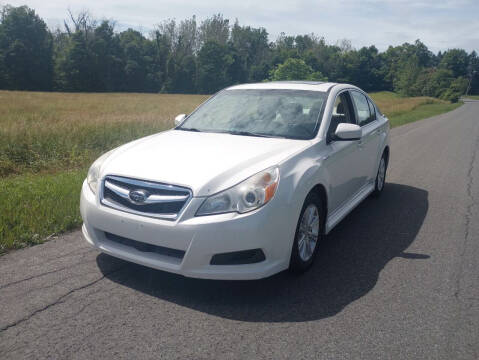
[129,189,148,204]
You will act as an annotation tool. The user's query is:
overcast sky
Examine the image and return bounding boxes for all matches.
[4,0,479,53]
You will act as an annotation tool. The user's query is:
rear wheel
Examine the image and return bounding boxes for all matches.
[372,153,387,197]
[290,192,324,273]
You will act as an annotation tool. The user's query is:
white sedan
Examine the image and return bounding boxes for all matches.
[80,81,390,280]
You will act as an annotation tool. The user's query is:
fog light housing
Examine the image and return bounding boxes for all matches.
[210,249,266,265]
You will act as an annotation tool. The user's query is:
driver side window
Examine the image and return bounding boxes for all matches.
[327,93,354,141]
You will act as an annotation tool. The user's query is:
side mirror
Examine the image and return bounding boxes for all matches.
[174,114,187,126]
[334,123,362,141]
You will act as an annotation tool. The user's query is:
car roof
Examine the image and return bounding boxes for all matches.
[226,81,339,92]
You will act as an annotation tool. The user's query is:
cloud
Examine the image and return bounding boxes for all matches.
[5,0,478,52]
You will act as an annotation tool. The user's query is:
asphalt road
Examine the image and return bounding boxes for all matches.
[1,100,478,359]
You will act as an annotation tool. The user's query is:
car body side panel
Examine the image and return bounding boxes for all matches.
[373,115,391,173]
[322,140,364,213]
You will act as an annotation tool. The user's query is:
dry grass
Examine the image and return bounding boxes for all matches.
[0,89,461,178]
[370,91,442,116]
[0,91,208,134]
[370,91,461,127]
[0,90,459,177]
[0,91,208,176]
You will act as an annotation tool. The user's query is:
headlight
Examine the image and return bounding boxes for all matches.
[196,166,280,216]
[87,150,114,194]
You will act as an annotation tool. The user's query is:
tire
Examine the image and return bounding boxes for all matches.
[289,191,325,274]
[371,153,387,197]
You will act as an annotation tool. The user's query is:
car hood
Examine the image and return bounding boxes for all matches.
[100,129,310,196]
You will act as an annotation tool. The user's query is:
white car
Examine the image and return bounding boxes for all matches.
[80,81,390,280]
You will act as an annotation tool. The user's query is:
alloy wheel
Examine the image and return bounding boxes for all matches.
[297,204,320,262]
[377,157,386,191]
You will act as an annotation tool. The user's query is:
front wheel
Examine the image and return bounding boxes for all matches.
[289,192,324,273]
[372,153,387,197]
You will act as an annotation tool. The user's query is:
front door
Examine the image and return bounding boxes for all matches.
[323,91,364,213]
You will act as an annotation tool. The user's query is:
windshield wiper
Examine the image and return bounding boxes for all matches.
[177,127,202,132]
[226,130,281,138]
[178,128,284,138]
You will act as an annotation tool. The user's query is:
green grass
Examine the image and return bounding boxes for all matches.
[387,102,462,127]
[0,91,208,254]
[465,95,479,100]
[0,90,463,254]
[0,170,86,252]
[369,91,462,127]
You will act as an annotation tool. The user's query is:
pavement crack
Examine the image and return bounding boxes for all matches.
[0,266,126,333]
[454,126,479,299]
[14,269,100,298]
[0,257,95,291]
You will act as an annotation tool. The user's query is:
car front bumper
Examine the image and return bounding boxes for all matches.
[80,180,294,280]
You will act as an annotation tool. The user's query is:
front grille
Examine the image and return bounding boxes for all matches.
[100,175,192,220]
[105,232,185,259]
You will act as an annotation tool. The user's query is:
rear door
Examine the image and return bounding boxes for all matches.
[349,90,382,185]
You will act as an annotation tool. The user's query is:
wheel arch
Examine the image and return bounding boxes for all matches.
[383,145,390,167]
[307,183,328,231]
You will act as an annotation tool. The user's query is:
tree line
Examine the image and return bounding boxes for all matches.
[0,4,478,101]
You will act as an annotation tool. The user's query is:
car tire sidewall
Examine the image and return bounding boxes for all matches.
[290,192,324,273]
[372,153,387,197]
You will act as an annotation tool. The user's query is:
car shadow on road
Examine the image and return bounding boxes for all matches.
[97,182,429,322]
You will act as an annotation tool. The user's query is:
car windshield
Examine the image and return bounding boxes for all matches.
[177,89,327,139]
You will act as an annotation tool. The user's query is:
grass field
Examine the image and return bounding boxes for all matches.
[372,92,461,127]
[0,90,462,253]
[465,95,479,100]
[0,92,208,176]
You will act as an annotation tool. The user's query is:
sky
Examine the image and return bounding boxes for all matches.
[3,0,479,53]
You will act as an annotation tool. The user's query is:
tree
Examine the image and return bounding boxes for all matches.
[341,46,385,91]
[440,76,468,102]
[54,10,98,91]
[57,30,94,91]
[393,55,423,96]
[1,4,478,97]
[119,29,149,91]
[413,68,453,98]
[90,21,124,91]
[0,5,53,90]
[439,49,469,78]
[270,58,325,81]
[380,40,435,92]
[199,14,229,46]
[468,51,479,95]
[197,41,233,93]
[230,21,269,81]
[176,16,199,56]
[154,17,199,93]
[165,54,197,93]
